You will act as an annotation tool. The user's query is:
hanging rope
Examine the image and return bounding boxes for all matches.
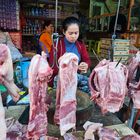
[55,0,58,33]
[112,0,121,40]
[50,0,59,68]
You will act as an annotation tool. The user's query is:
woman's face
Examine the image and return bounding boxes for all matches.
[45,24,54,34]
[64,23,79,43]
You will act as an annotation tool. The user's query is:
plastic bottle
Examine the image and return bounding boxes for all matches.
[15,66,22,85]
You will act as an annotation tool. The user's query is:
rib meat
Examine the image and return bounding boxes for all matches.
[89,59,128,114]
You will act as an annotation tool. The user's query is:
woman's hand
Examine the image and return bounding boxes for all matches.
[78,62,88,73]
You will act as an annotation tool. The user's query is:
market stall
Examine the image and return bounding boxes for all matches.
[1,0,140,139]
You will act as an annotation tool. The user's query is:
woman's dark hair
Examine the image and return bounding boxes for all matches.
[62,16,80,32]
[43,20,52,29]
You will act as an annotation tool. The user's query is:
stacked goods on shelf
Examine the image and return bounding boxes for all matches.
[20,1,78,53]
[22,19,44,35]
[112,39,130,63]
[0,0,20,31]
[100,38,112,59]
[22,37,34,52]
[99,38,130,63]
[121,33,140,48]
[21,3,73,35]
[23,6,58,18]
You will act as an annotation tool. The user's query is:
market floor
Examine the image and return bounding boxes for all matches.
[5,103,122,128]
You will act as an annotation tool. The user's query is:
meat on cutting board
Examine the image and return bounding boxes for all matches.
[54,53,79,136]
[27,52,53,139]
[121,134,140,140]
[84,122,103,140]
[0,44,20,140]
[98,127,119,140]
[89,59,128,114]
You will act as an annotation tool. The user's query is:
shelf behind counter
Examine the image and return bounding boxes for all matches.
[86,31,140,48]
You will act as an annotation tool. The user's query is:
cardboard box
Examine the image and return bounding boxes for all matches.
[113,55,129,63]
[112,39,130,46]
[114,50,129,55]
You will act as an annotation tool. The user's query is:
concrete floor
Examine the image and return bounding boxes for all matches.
[5,105,27,120]
[5,103,122,127]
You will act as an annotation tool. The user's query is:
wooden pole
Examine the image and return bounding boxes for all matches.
[127,0,134,31]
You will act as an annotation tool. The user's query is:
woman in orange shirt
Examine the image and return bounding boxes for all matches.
[39,20,54,56]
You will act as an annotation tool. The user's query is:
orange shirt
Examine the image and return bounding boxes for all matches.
[39,32,52,53]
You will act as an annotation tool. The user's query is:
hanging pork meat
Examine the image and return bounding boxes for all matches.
[54,53,79,136]
[127,51,140,108]
[89,59,128,114]
[27,52,53,139]
[0,44,20,140]
[0,44,20,101]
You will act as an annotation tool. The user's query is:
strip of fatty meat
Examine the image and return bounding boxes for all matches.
[27,52,53,139]
[0,44,20,140]
[89,59,128,114]
[54,53,79,136]
[121,134,140,140]
[127,51,140,108]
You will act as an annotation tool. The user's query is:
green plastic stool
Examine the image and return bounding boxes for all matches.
[0,85,7,92]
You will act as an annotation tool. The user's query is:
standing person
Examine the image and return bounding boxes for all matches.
[49,16,91,92]
[39,20,54,56]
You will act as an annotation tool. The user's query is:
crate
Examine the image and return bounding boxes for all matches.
[101,38,111,46]
[15,58,31,87]
[100,38,112,60]
[113,55,129,63]
[20,61,30,80]
[112,39,130,62]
